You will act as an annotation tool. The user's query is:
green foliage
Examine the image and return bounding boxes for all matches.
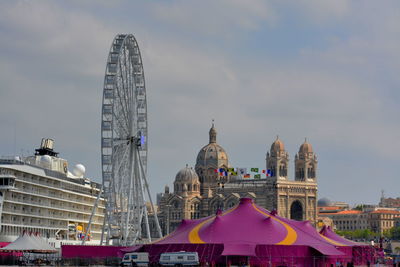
[354,205,364,211]
[390,227,400,240]
[383,229,392,239]
[336,226,400,240]
[335,229,377,239]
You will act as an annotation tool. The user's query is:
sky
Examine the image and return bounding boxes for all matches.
[0,0,399,206]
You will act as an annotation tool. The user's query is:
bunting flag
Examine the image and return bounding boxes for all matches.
[254,174,261,179]
[250,168,259,172]
[231,171,238,176]
[237,168,247,175]
[267,169,272,177]
[224,171,228,176]
[219,168,225,172]
[243,174,251,178]
[214,169,218,173]
[228,168,234,173]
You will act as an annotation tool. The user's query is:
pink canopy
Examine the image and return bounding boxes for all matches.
[154,198,346,254]
[127,198,375,266]
[319,225,359,246]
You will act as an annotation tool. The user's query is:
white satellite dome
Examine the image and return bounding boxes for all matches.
[72,164,86,178]
[41,155,52,164]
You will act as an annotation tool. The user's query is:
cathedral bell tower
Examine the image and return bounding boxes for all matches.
[295,139,317,182]
[266,136,289,180]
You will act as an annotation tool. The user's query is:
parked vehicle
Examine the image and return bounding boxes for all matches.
[159,251,199,266]
[121,252,149,267]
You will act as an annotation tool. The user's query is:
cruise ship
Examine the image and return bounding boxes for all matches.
[0,138,105,247]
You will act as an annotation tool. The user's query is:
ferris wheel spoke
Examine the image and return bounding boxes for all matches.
[113,111,129,137]
[115,77,131,131]
[113,144,131,191]
[118,55,134,118]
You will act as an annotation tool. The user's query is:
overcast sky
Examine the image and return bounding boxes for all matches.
[0,1,399,206]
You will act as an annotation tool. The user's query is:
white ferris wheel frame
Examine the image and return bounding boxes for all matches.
[100,34,161,246]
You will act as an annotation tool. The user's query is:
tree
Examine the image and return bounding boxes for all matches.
[390,227,400,240]
[354,205,364,211]
[335,229,377,240]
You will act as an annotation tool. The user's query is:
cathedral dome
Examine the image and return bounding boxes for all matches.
[299,139,313,153]
[196,124,228,168]
[318,197,332,207]
[270,137,284,152]
[175,165,199,183]
[196,143,228,167]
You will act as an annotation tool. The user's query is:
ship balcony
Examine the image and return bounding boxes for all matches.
[9,186,105,210]
[2,209,104,225]
[0,176,16,189]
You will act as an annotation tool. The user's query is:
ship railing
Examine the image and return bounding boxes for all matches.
[0,157,25,165]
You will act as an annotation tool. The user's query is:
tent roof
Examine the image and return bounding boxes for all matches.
[153,198,354,256]
[0,232,57,253]
[319,226,361,246]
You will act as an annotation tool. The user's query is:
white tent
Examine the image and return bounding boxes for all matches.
[0,232,57,253]
[31,233,57,252]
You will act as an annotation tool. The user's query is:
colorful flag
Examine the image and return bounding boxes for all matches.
[267,169,272,176]
[250,168,259,172]
[214,169,218,173]
[232,171,238,176]
[219,168,225,172]
[237,168,247,175]
[262,170,266,173]
[224,171,228,176]
[244,174,250,178]
[254,174,261,179]
[228,168,234,173]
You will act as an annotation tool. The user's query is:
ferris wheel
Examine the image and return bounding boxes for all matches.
[100,34,162,246]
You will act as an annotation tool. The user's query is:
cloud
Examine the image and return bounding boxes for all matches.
[150,0,277,36]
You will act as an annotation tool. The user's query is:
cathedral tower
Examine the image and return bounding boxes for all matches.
[295,139,317,181]
[195,123,230,196]
[266,136,289,180]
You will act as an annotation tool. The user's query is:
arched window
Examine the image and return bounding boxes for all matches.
[171,201,179,209]
[227,201,236,208]
[290,200,303,221]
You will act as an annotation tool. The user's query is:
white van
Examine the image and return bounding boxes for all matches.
[121,252,149,266]
[159,251,199,266]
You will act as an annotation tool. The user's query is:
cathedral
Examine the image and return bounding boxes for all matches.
[157,124,318,234]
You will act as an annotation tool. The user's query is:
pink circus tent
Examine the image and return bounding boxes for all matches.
[125,198,375,266]
[319,225,359,247]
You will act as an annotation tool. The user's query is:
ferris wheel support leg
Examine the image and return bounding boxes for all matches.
[137,149,163,238]
[143,200,152,243]
[124,143,136,246]
[82,184,103,245]
[137,153,152,243]
[100,211,107,245]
